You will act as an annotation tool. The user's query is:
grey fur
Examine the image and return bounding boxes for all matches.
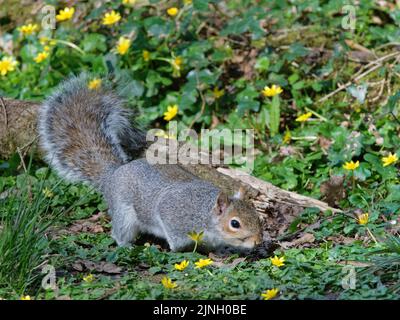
[39,75,263,252]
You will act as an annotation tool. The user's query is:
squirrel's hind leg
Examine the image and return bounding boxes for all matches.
[110,204,140,247]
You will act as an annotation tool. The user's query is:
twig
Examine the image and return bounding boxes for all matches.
[16,147,28,173]
[0,96,8,129]
[318,52,400,103]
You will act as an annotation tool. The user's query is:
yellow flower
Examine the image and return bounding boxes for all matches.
[173,57,182,69]
[20,295,32,300]
[195,258,213,269]
[283,130,291,144]
[116,37,131,55]
[167,7,179,17]
[343,160,360,171]
[188,231,204,242]
[358,213,369,225]
[270,255,285,267]
[39,37,49,45]
[56,7,75,22]
[83,274,94,283]
[163,104,179,121]
[142,50,151,61]
[88,78,102,90]
[122,0,136,5]
[382,152,398,167]
[174,260,189,271]
[102,10,121,25]
[18,23,39,36]
[154,130,176,140]
[295,112,312,122]
[171,57,183,77]
[184,0,193,4]
[262,84,283,97]
[43,46,51,52]
[42,187,54,198]
[0,56,18,76]
[161,276,178,289]
[34,51,49,63]
[261,288,279,300]
[213,87,225,99]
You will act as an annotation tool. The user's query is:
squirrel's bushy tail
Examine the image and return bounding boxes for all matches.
[39,74,146,186]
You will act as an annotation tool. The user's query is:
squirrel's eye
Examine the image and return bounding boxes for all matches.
[230,219,241,229]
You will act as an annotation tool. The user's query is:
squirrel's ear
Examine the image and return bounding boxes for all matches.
[214,192,230,216]
[233,186,245,200]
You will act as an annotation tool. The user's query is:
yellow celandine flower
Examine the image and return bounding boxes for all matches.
[382,152,398,167]
[188,231,204,242]
[163,104,179,121]
[261,288,279,300]
[18,23,39,36]
[174,260,189,271]
[42,187,54,198]
[34,51,49,63]
[283,130,291,144]
[172,57,182,70]
[161,277,178,289]
[122,0,136,4]
[43,46,51,52]
[262,84,283,97]
[270,255,285,267]
[56,7,75,22]
[88,78,102,90]
[295,112,312,122]
[171,57,183,77]
[154,130,176,140]
[0,56,18,76]
[343,160,360,171]
[358,213,369,225]
[40,37,57,46]
[195,258,213,269]
[39,37,49,45]
[142,50,150,61]
[213,87,225,99]
[83,274,94,283]
[20,295,32,300]
[116,37,131,55]
[167,7,179,17]
[102,10,121,25]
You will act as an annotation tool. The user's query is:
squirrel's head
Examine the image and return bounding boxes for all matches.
[212,187,263,250]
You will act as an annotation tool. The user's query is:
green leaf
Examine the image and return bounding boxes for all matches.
[255,56,270,72]
[268,96,280,136]
[383,91,400,113]
[81,34,107,53]
[236,85,260,115]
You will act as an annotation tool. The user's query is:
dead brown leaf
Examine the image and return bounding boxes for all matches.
[320,175,345,207]
[280,232,315,249]
[71,259,122,274]
[208,253,246,268]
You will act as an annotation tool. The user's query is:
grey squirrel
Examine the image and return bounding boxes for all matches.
[38,74,263,252]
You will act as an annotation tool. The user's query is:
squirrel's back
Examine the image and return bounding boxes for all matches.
[38,74,146,186]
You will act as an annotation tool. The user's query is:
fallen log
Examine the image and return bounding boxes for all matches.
[0,97,341,239]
